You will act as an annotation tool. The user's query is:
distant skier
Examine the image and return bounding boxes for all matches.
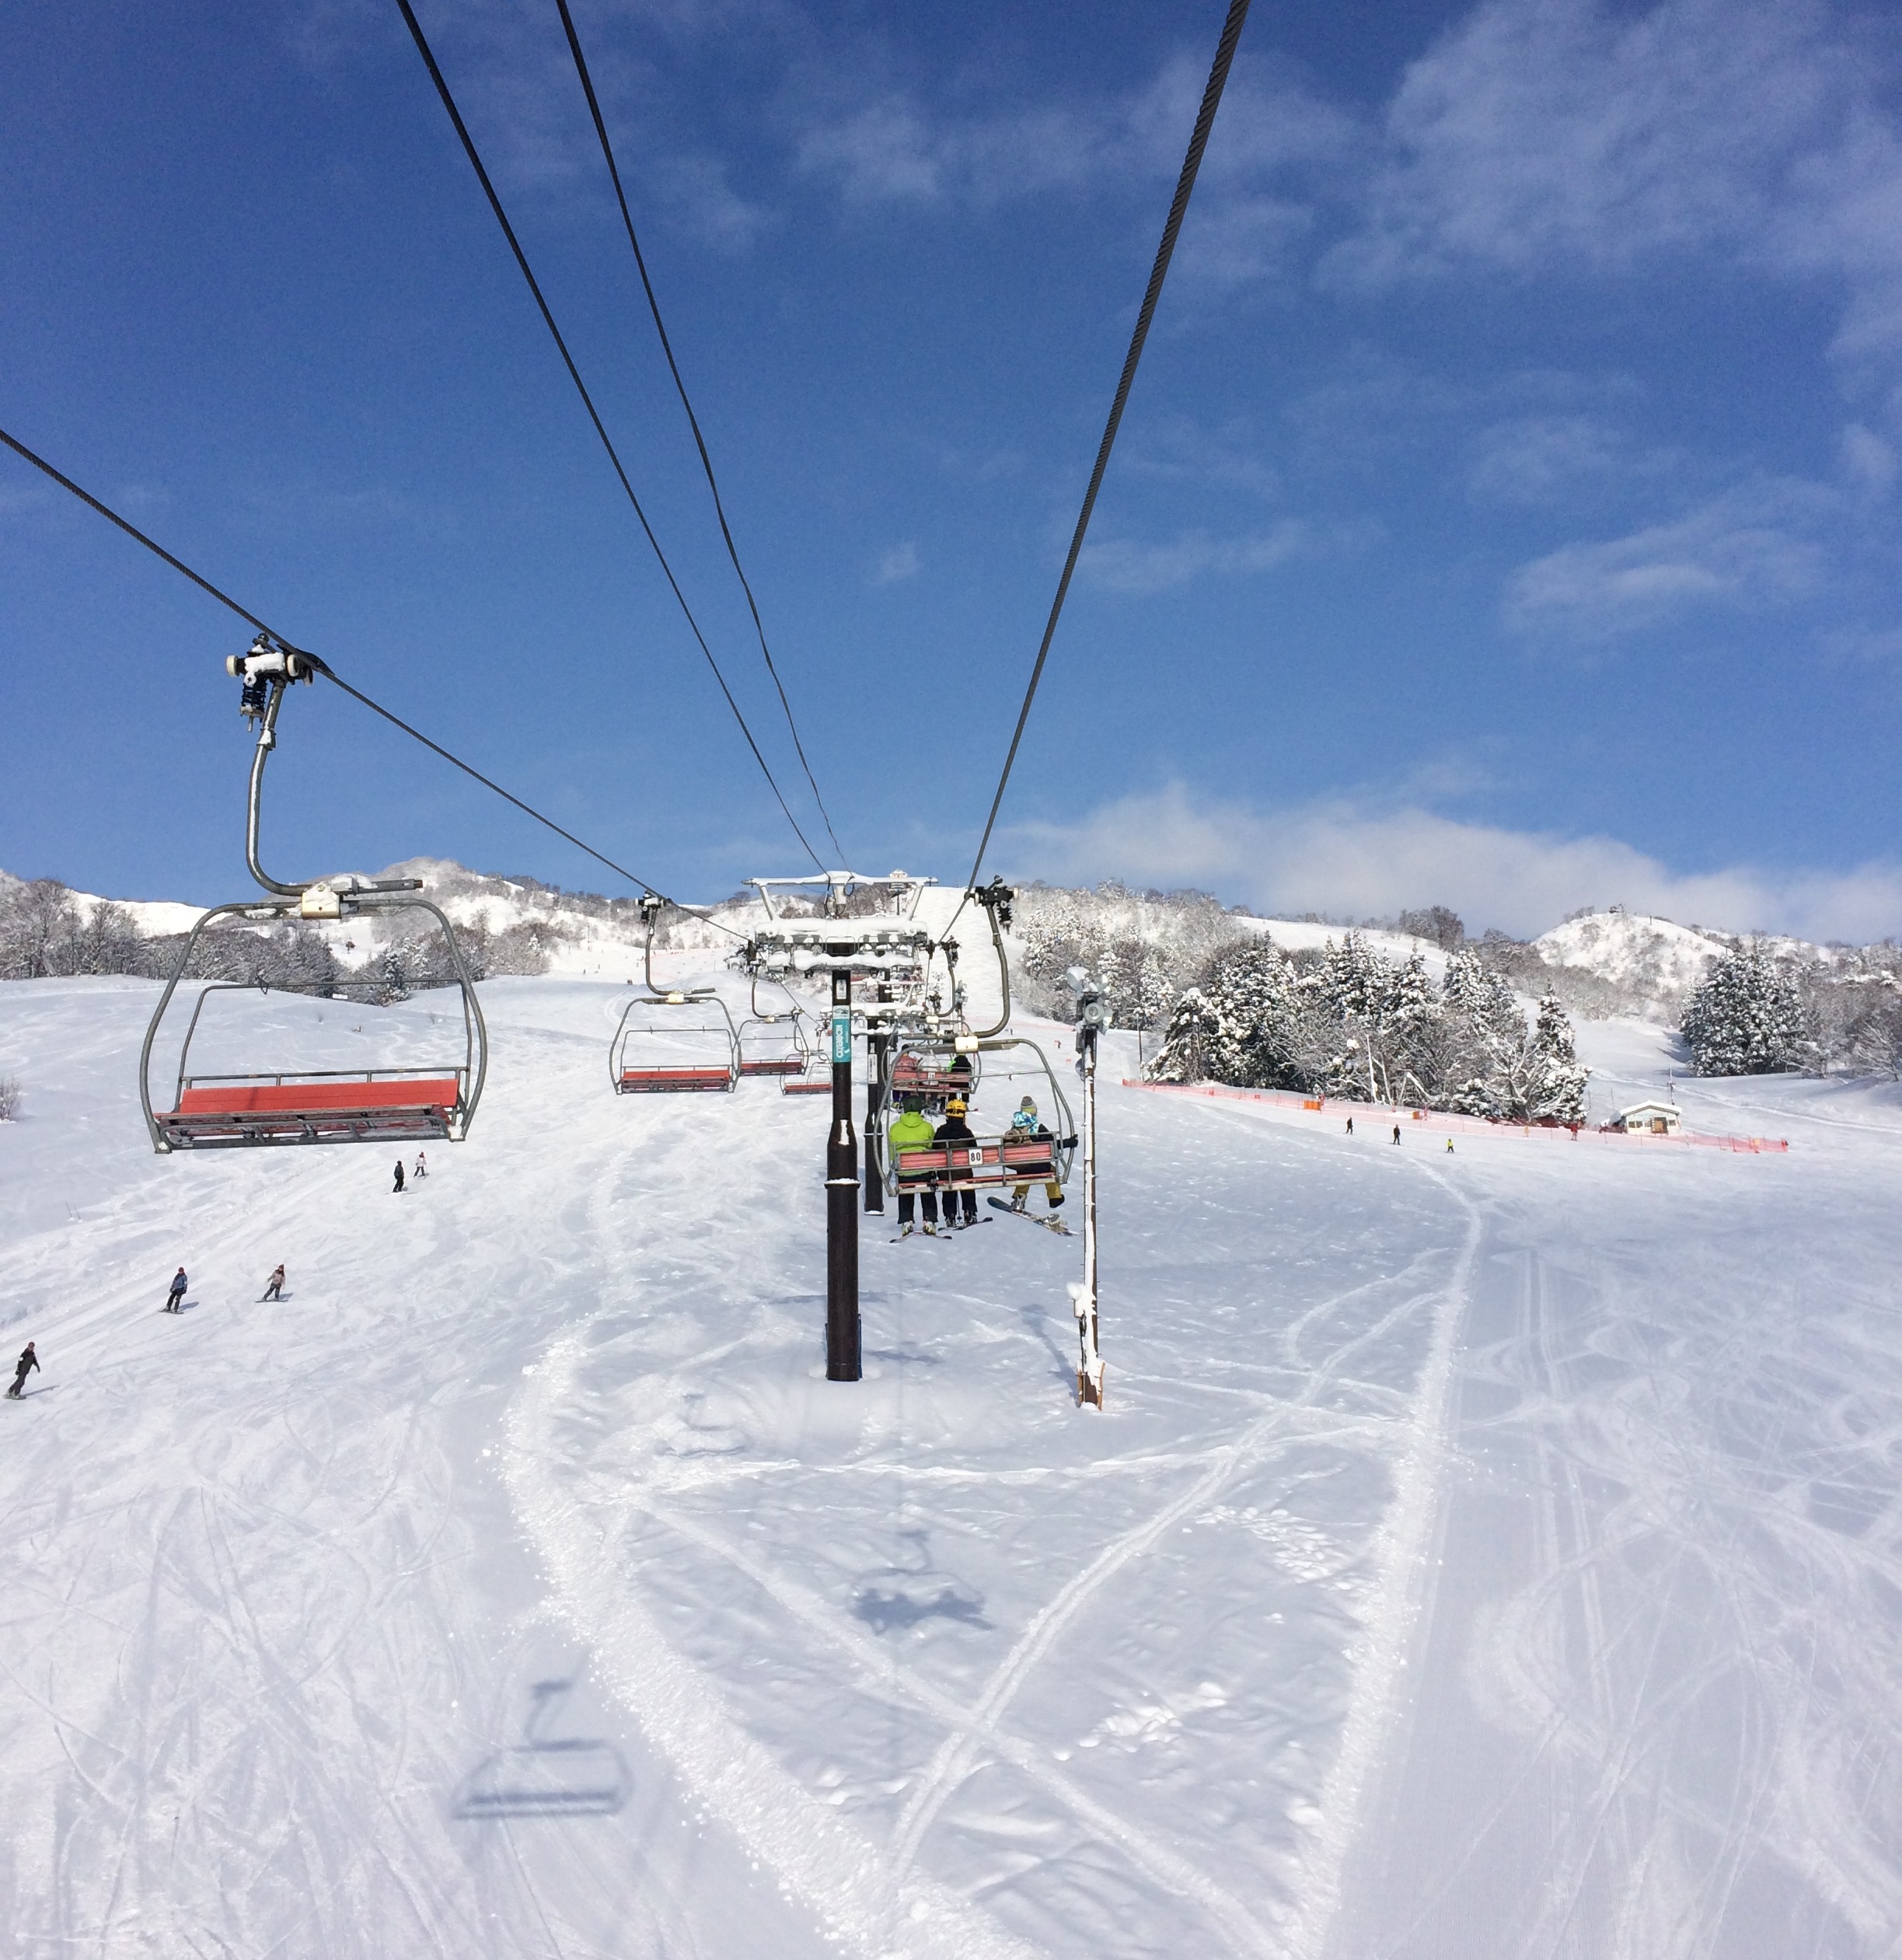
[1445,1137,1455,1154]
[414,1151,428,1181]
[1391,1124,1401,1145]
[6,1342,37,1398]
[262,1264,285,1302]
[393,1159,406,1195]
[1345,1116,1353,1136]
[934,1097,981,1229]
[164,1266,187,1312]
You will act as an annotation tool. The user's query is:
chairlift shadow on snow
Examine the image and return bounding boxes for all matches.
[452,1679,630,1822]
[852,1530,991,1634]
[862,1343,943,1368]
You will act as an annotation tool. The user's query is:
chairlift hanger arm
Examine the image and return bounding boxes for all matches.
[968,878,1014,1040]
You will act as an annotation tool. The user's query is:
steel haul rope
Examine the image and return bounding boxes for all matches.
[0,422,749,941]
[393,0,827,873]
[956,0,1253,922]
[554,0,849,870]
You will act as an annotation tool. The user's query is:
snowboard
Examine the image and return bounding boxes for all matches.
[988,1197,1073,1235]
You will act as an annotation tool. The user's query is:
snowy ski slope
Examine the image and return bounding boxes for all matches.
[2,968,1900,1957]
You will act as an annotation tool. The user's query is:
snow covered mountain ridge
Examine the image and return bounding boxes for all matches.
[2,864,1883,1009]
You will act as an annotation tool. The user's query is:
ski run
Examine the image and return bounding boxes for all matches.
[3,966,1901,1958]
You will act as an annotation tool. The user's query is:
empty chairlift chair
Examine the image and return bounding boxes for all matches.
[736,977,812,1080]
[609,993,741,1093]
[140,640,487,1153]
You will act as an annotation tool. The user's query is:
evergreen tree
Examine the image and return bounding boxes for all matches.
[378,943,413,1005]
[1680,946,1807,1075]
[1147,986,1216,1083]
[1525,990,1590,1123]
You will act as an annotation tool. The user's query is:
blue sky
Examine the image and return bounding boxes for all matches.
[3,0,1900,938]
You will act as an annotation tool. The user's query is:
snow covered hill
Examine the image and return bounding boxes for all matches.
[1532,910,1735,1001]
[4,967,1902,1956]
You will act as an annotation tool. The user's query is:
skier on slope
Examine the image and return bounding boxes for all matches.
[414,1151,427,1181]
[1391,1124,1401,1145]
[7,1342,38,1399]
[164,1266,188,1312]
[1345,1116,1353,1136]
[262,1264,285,1302]
[1007,1097,1064,1218]
[393,1159,406,1195]
[889,1097,940,1237]
[934,1097,980,1230]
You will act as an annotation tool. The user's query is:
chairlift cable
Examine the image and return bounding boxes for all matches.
[0,421,749,944]
[393,0,827,875]
[554,0,850,870]
[951,0,1252,934]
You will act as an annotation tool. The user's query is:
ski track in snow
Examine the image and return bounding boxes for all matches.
[5,977,1902,1955]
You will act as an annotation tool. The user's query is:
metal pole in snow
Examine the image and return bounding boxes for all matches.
[864,1022,888,1213]
[825,964,861,1380]
[1069,980,1105,1408]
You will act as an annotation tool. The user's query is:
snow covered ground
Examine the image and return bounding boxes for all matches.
[2,971,1900,1957]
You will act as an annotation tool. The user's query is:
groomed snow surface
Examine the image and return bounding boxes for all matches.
[3,969,1900,1958]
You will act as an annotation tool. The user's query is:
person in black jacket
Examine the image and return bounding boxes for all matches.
[164,1267,188,1312]
[934,1097,980,1229]
[7,1342,37,1398]
[393,1159,406,1195]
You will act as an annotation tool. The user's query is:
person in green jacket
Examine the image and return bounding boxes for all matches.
[889,1097,941,1236]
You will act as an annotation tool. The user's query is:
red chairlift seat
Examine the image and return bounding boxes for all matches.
[887,1057,978,1111]
[155,1071,466,1148]
[738,1056,807,1078]
[895,1137,1057,1190]
[609,990,741,1095]
[616,1065,736,1094]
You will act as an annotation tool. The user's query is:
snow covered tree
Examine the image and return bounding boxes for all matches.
[1147,986,1217,1083]
[1098,936,1177,1033]
[1524,990,1590,1124]
[1398,905,1464,951]
[377,943,414,1005]
[1194,940,1303,1087]
[1680,945,1807,1076]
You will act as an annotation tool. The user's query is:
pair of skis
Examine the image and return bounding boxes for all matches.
[890,1218,991,1243]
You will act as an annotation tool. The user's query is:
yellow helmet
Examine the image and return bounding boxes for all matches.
[947,1096,968,1116]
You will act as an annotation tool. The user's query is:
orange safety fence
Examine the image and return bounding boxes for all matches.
[1120,1079,1789,1153]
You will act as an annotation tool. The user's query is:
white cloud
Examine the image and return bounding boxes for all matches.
[648,153,770,250]
[1324,0,1902,368]
[1077,521,1317,596]
[794,95,1116,209]
[1467,414,1673,506]
[1503,481,1829,638]
[1003,784,1902,942]
[792,52,1354,219]
[871,540,920,585]
[1841,421,1898,496]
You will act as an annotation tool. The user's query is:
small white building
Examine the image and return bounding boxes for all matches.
[1606,1099,1683,1136]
